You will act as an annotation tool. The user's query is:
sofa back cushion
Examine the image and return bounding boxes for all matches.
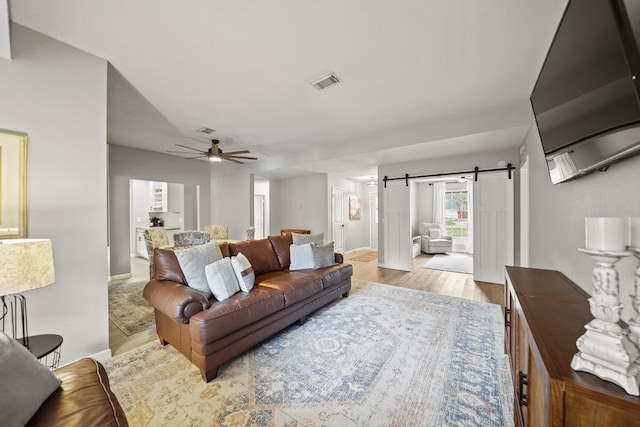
[154,249,187,284]
[229,238,281,275]
[268,234,293,269]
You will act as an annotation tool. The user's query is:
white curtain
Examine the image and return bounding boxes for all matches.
[432,182,445,227]
[466,180,474,254]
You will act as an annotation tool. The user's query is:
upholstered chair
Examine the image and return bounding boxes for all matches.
[143,229,171,279]
[419,222,453,254]
[246,226,255,241]
[204,224,229,240]
[173,230,210,247]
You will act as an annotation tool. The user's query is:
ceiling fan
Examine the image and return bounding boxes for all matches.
[168,139,258,164]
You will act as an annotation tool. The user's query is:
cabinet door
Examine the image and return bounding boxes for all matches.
[514,308,529,426]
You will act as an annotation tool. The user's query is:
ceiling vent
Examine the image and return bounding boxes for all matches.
[309,72,341,91]
[197,127,215,134]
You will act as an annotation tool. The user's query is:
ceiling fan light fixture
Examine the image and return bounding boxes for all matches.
[208,154,222,162]
[367,179,377,187]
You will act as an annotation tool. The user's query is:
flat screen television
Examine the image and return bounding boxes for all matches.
[531,0,640,184]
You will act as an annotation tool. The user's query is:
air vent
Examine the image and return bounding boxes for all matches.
[309,72,341,90]
[197,127,215,134]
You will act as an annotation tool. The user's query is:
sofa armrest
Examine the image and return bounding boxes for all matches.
[334,252,344,264]
[143,279,209,324]
[26,358,128,427]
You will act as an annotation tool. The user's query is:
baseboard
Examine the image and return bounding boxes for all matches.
[344,246,373,254]
[109,273,132,284]
[90,348,113,363]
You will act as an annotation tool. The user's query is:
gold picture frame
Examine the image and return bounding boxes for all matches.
[349,195,361,220]
[0,129,28,238]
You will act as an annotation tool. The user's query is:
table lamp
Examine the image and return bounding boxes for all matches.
[0,239,55,347]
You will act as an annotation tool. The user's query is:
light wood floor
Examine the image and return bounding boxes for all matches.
[109,250,504,356]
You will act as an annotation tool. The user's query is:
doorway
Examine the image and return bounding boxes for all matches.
[369,190,378,249]
[254,194,266,240]
[332,187,345,253]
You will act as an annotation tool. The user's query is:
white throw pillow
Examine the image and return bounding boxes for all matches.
[231,252,255,292]
[429,228,441,238]
[292,232,324,246]
[205,257,241,301]
[0,331,62,427]
[174,241,223,298]
[289,243,314,270]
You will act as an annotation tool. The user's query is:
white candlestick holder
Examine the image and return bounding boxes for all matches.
[628,247,640,350]
[571,248,640,396]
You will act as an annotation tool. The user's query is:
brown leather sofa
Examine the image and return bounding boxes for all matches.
[26,358,128,426]
[143,234,353,382]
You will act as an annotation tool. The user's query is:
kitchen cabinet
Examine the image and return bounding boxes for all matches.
[136,228,147,259]
[148,182,183,213]
[505,266,640,426]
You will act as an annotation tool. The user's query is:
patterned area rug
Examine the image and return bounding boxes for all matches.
[104,280,512,426]
[350,250,378,262]
[422,253,473,274]
[108,280,154,336]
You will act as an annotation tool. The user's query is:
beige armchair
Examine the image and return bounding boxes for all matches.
[419,222,453,254]
[143,228,171,279]
[204,224,228,240]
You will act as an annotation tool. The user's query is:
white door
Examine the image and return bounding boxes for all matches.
[332,187,345,253]
[383,180,412,271]
[473,171,514,284]
[369,190,378,249]
[520,156,530,267]
[254,195,265,239]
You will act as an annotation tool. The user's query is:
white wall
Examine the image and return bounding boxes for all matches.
[0,24,109,364]
[270,174,329,238]
[210,169,252,240]
[525,121,640,321]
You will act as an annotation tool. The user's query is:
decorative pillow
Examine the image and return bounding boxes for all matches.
[174,241,223,298]
[429,228,441,239]
[292,232,324,246]
[0,331,62,427]
[289,243,314,270]
[205,258,241,301]
[231,252,255,292]
[311,241,336,269]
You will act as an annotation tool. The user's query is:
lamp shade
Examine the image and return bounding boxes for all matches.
[0,239,55,296]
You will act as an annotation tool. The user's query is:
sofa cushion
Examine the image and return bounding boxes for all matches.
[205,258,241,302]
[154,249,188,284]
[296,263,354,289]
[292,232,324,245]
[175,241,223,298]
[231,252,255,292]
[257,272,324,306]
[190,287,285,343]
[290,243,314,270]
[268,234,293,269]
[229,239,281,275]
[311,242,336,269]
[0,331,61,427]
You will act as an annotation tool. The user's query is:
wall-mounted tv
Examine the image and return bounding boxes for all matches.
[531,0,640,184]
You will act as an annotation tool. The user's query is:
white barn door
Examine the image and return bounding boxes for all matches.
[383,180,412,271]
[473,171,514,284]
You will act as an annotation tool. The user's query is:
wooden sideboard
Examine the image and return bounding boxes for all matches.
[280,229,311,235]
[504,266,640,426]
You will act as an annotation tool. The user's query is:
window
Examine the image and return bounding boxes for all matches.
[444,189,468,237]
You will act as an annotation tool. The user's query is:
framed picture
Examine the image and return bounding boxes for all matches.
[349,195,361,220]
[0,129,28,238]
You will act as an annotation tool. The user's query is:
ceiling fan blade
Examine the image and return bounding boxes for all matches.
[224,157,244,164]
[224,155,258,160]
[167,150,195,154]
[185,155,208,159]
[175,144,205,153]
[221,150,250,155]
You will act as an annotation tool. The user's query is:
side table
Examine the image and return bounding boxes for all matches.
[22,334,63,370]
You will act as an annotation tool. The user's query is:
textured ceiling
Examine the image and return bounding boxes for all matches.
[9,0,568,180]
